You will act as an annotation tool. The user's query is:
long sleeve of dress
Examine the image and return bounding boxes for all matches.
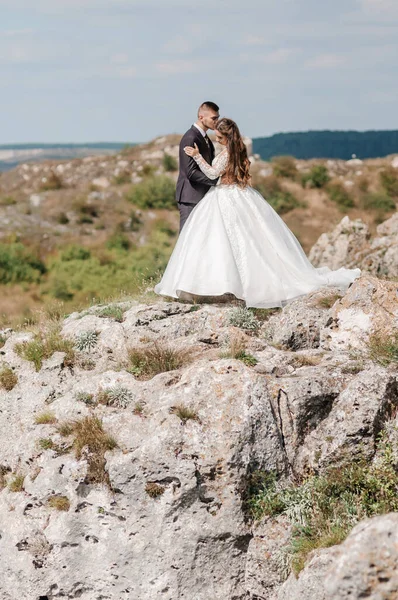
[193,150,228,180]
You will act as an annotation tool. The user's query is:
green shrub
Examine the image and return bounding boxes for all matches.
[254,176,301,214]
[163,153,178,172]
[106,231,131,252]
[57,212,69,224]
[271,156,297,179]
[46,230,172,303]
[126,175,176,209]
[361,192,396,213]
[327,182,355,210]
[380,167,398,197]
[301,165,330,188]
[129,211,142,232]
[0,196,16,206]
[141,163,157,177]
[0,242,46,284]
[60,245,91,262]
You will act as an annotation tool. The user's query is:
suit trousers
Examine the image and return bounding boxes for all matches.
[178,202,197,232]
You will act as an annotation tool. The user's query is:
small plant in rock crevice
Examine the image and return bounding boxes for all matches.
[127,342,191,380]
[227,307,260,332]
[47,495,70,511]
[14,327,76,371]
[97,385,134,409]
[97,305,125,322]
[57,415,117,485]
[75,330,99,352]
[145,482,165,498]
[0,365,18,391]
[367,331,398,366]
[220,333,258,366]
[170,404,200,424]
[315,293,342,309]
[35,411,57,425]
[9,473,25,492]
[39,437,54,450]
[74,391,96,405]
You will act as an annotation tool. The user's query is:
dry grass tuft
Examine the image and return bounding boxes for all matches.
[39,437,54,450]
[291,354,323,368]
[9,473,25,492]
[314,294,342,309]
[145,482,165,498]
[367,331,398,366]
[47,495,70,511]
[0,465,10,489]
[127,342,191,379]
[35,411,57,425]
[170,404,199,424]
[14,326,75,371]
[0,365,18,391]
[58,416,117,484]
[220,333,258,366]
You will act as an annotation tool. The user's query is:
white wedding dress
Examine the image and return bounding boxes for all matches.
[154,150,361,308]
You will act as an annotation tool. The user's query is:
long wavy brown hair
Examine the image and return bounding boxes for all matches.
[216,118,251,188]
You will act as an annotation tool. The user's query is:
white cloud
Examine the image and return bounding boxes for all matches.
[2,28,34,37]
[241,34,266,46]
[359,0,398,13]
[110,53,129,65]
[163,36,194,55]
[156,59,204,75]
[260,48,296,65]
[304,53,346,69]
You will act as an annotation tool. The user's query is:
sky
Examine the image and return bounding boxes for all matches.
[1,0,398,143]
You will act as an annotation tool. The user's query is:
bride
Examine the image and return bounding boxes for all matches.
[154,118,361,308]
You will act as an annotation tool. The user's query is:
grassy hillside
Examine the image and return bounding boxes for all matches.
[0,134,397,327]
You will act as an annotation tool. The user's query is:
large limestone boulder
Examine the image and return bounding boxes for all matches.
[320,275,398,351]
[309,216,370,270]
[276,514,398,600]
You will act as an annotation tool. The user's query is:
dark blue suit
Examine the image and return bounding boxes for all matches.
[176,126,217,230]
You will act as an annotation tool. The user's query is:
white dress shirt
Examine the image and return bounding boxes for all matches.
[193,123,207,137]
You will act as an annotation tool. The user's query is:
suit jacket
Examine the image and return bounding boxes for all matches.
[176,126,217,206]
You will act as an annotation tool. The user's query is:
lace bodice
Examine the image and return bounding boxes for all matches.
[193,150,228,180]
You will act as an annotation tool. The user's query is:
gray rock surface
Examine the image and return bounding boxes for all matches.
[276,514,398,600]
[0,283,398,599]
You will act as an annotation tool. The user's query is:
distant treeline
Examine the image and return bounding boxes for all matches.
[252,130,398,161]
[0,142,134,150]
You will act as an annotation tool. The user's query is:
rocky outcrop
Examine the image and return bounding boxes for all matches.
[0,279,398,599]
[309,213,398,279]
[276,513,398,600]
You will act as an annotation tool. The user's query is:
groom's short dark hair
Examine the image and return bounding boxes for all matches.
[198,101,219,115]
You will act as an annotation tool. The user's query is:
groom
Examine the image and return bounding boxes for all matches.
[176,101,220,231]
